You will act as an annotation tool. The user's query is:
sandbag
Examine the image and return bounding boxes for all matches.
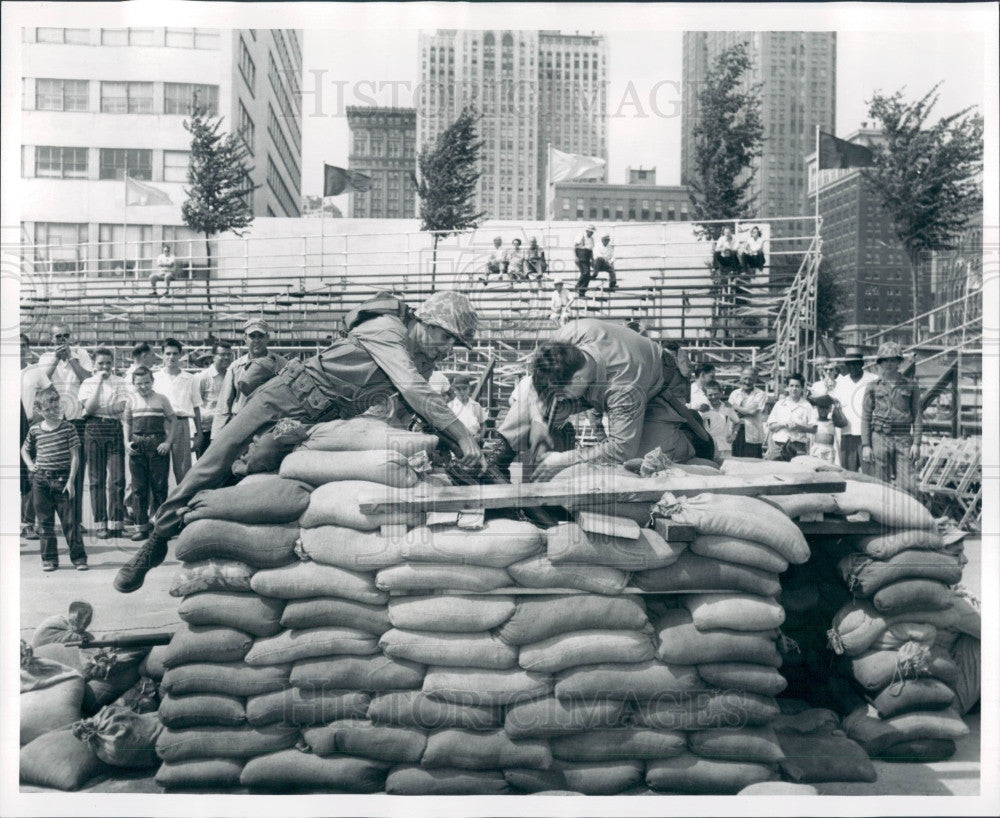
[761,492,838,519]
[832,480,936,529]
[722,457,825,476]
[777,732,876,783]
[20,652,84,745]
[80,649,145,715]
[950,633,981,715]
[688,727,784,764]
[557,760,644,794]
[183,474,312,524]
[850,645,961,692]
[503,767,567,793]
[828,599,887,656]
[296,525,405,571]
[655,608,781,666]
[72,705,162,768]
[245,688,370,727]
[376,563,511,593]
[656,493,810,564]
[871,621,939,652]
[385,765,509,795]
[870,678,956,718]
[853,528,947,560]
[253,561,387,606]
[423,666,551,707]
[160,662,289,697]
[380,628,517,670]
[550,728,686,762]
[367,691,500,730]
[504,696,626,738]
[240,749,389,792]
[169,560,256,597]
[19,728,107,791]
[634,691,780,730]
[547,523,685,570]
[838,550,964,597]
[303,719,426,762]
[506,555,629,595]
[684,593,785,632]
[555,661,702,701]
[299,417,437,456]
[155,725,298,762]
[646,753,776,793]
[281,596,391,634]
[158,693,247,729]
[696,663,788,697]
[771,708,840,734]
[300,481,423,530]
[874,738,957,763]
[139,645,168,681]
[178,591,284,637]
[843,704,969,755]
[633,551,781,597]
[291,654,425,691]
[162,625,254,667]
[245,626,379,666]
[155,758,245,790]
[519,629,654,673]
[689,535,789,574]
[388,594,515,633]
[497,594,647,645]
[280,448,418,488]
[175,519,299,568]
[422,728,552,770]
[401,519,545,567]
[873,579,955,615]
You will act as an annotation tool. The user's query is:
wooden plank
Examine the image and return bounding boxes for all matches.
[425,512,459,527]
[358,473,847,514]
[797,519,890,536]
[387,587,733,596]
[574,510,641,540]
[651,518,698,543]
[456,510,486,530]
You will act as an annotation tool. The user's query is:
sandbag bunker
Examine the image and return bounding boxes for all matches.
[21,418,979,794]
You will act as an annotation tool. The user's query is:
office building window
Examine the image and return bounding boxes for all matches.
[615,203,624,220]
[267,106,300,181]
[267,156,299,216]
[628,200,637,220]
[99,148,152,180]
[98,223,154,272]
[353,134,367,156]
[36,78,89,111]
[165,28,220,49]
[37,28,90,44]
[163,150,190,182]
[35,146,88,179]
[562,197,570,212]
[33,222,88,272]
[667,204,676,221]
[654,201,663,220]
[641,200,650,220]
[589,204,598,219]
[576,198,585,219]
[164,83,218,116]
[238,37,256,93]
[602,200,611,220]
[238,102,255,154]
[101,28,154,46]
[100,81,153,113]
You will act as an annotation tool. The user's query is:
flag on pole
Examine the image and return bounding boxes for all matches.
[549,147,607,183]
[324,164,372,196]
[817,131,875,170]
[125,176,173,206]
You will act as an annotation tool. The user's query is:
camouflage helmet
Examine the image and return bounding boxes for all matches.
[876,341,904,362]
[414,290,478,349]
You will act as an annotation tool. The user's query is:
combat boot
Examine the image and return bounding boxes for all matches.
[114,534,169,593]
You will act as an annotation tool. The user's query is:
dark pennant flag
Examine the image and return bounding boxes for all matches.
[818,132,875,170]
[324,164,372,196]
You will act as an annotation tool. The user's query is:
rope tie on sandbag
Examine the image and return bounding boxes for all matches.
[827,628,845,655]
[293,537,312,562]
[20,640,33,668]
[652,492,681,519]
[71,716,99,749]
[84,647,122,681]
[845,553,870,595]
[778,631,801,654]
[886,640,932,696]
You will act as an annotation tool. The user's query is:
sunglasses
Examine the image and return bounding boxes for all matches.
[54,333,70,340]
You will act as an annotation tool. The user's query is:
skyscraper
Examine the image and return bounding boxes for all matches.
[347,106,417,218]
[417,29,608,220]
[681,31,836,224]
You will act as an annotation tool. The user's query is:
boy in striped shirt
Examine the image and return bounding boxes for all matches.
[21,387,88,571]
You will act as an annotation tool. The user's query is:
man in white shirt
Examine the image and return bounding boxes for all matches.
[728,366,769,458]
[574,224,596,296]
[448,375,486,440]
[688,363,716,411]
[154,338,202,481]
[549,280,574,325]
[480,236,505,284]
[593,233,617,291]
[194,342,234,457]
[151,245,177,297]
[713,225,739,271]
[765,373,818,461]
[830,347,877,471]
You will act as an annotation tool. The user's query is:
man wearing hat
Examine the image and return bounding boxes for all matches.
[549,279,574,325]
[861,342,922,488]
[574,224,596,296]
[212,318,287,436]
[593,232,617,292]
[831,347,877,471]
[116,291,485,593]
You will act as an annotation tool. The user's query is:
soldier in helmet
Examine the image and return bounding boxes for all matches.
[861,341,923,489]
[116,290,485,593]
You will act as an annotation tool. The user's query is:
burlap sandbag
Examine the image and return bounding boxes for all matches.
[422,728,552,770]
[183,474,312,524]
[828,599,888,656]
[550,728,686,762]
[291,654,425,691]
[655,608,781,667]
[503,696,626,738]
[380,629,517,670]
[158,693,247,729]
[366,690,500,730]
[761,493,838,519]
[280,448,418,488]
[555,661,702,701]
[155,758,245,790]
[870,677,957,718]
[950,633,980,715]
[19,727,107,791]
[298,417,437,456]
[385,765,509,795]
[872,579,954,615]
[502,767,568,793]
[547,523,685,570]
[162,624,254,667]
[518,629,654,673]
[506,555,629,595]
[634,691,780,731]
[296,525,405,571]
[683,593,785,632]
[688,727,784,764]
[646,753,776,794]
[776,732,877,783]
[832,480,936,529]
[423,666,551,707]
[497,594,647,645]
[401,519,545,568]
[633,551,781,597]
[843,704,969,755]
[849,645,960,692]
[169,560,256,597]
[696,663,788,697]
[155,725,298,762]
[689,535,789,574]
[174,519,299,568]
[251,562,387,605]
[245,626,379,666]
[240,749,389,792]
[388,594,515,633]
[160,661,289,698]
[870,621,938,653]
[300,480,423,530]
[376,563,511,593]
[178,591,284,637]
[245,688,370,727]
[72,705,163,768]
[852,528,947,560]
[280,596,391,634]
[20,649,85,746]
[303,719,427,763]
[838,550,964,597]
[557,760,645,794]
[874,738,957,763]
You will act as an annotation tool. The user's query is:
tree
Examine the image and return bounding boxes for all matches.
[182,105,257,311]
[688,42,764,237]
[815,257,847,337]
[865,84,983,342]
[413,106,485,291]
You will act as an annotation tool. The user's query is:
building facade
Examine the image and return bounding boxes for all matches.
[20,26,303,276]
[553,180,691,222]
[346,107,417,219]
[682,31,836,229]
[417,29,608,221]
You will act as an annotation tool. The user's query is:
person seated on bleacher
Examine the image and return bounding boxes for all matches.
[151,245,177,298]
[738,226,766,272]
[712,225,740,272]
[525,237,548,285]
[594,233,617,292]
[505,238,526,284]
[549,280,574,325]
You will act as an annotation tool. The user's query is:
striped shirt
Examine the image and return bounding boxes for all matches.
[126,391,176,436]
[26,420,79,471]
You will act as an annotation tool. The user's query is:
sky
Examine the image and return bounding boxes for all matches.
[299,28,986,196]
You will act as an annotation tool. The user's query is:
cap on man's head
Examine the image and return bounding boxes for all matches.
[842,347,865,362]
[243,318,270,334]
[876,341,904,362]
[553,279,564,287]
[586,224,596,232]
[601,233,611,240]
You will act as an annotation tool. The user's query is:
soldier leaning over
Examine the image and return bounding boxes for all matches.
[861,341,922,489]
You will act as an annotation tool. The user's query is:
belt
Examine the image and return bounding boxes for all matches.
[87,416,121,423]
[35,467,69,476]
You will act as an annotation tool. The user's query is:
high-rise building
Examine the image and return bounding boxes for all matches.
[346,107,417,219]
[417,29,608,221]
[20,26,302,276]
[682,31,836,225]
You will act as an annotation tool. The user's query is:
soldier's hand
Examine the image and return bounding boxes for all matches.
[531,451,571,482]
[457,439,487,473]
[861,445,874,464]
[909,443,921,462]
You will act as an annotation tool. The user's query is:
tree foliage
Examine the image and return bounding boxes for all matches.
[414,106,485,235]
[865,84,983,332]
[815,257,847,336]
[688,42,764,237]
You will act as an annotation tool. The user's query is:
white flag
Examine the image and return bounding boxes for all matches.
[126,176,172,206]
[549,147,606,183]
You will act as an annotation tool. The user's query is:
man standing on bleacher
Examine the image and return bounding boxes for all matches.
[115,291,486,593]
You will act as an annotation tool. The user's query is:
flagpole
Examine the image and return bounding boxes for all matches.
[814,126,820,237]
[123,166,129,279]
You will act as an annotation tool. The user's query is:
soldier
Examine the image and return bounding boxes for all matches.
[861,341,923,489]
